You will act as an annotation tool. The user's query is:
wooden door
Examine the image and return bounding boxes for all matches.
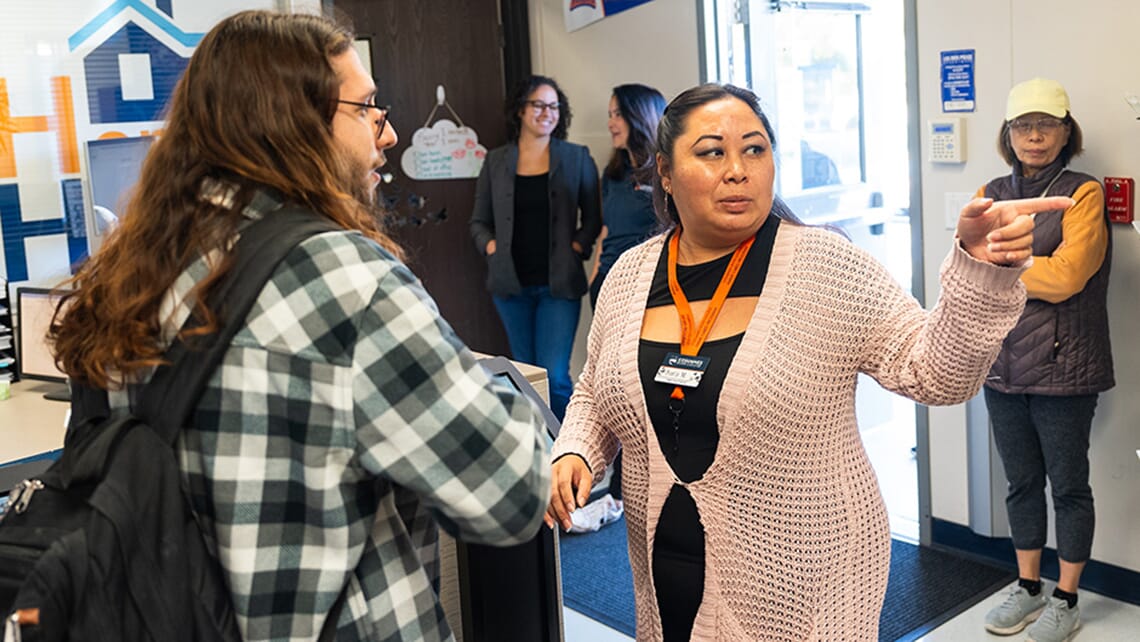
[334,0,529,356]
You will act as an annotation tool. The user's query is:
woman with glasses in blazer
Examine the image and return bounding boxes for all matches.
[471,75,602,420]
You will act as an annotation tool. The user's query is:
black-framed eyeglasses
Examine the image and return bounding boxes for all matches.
[525,100,560,113]
[337,100,390,138]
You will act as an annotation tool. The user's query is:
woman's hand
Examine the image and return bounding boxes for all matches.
[544,454,593,531]
[485,239,497,256]
[957,196,1074,265]
[589,226,609,283]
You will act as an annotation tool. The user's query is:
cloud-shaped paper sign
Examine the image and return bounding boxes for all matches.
[400,119,487,180]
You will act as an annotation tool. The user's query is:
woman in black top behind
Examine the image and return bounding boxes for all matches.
[471,76,601,420]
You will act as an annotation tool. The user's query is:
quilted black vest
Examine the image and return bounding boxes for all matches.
[982,168,1114,395]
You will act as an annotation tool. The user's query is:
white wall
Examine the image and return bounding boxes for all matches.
[528,0,702,375]
[529,0,701,165]
[916,0,1140,571]
[282,0,322,13]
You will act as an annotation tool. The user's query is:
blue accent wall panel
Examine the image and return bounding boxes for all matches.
[2,185,31,282]
[84,23,188,124]
[1,185,26,282]
[0,184,74,282]
[62,179,90,270]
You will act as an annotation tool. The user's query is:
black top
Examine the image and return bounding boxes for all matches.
[645,213,780,308]
[639,214,780,480]
[638,216,781,639]
[512,173,551,287]
[470,140,602,299]
[638,335,742,483]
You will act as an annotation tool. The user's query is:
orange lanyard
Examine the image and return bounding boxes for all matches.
[666,229,755,401]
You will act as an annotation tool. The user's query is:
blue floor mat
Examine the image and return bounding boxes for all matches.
[558,520,1014,640]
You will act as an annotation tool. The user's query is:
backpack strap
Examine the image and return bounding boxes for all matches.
[135,205,341,445]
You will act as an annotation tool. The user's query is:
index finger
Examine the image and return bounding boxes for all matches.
[984,196,1075,217]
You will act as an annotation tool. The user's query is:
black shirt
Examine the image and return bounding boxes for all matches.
[638,215,781,640]
[511,173,550,287]
[638,214,781,481]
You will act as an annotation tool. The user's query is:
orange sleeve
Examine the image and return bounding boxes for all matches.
[1021,181,1108,303]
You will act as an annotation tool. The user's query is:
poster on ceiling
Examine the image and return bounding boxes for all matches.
[564,0,657,33]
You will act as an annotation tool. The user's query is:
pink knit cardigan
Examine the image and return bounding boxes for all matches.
[553,223,1027,641]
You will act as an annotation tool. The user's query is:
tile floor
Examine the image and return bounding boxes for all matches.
[561,581,1140,641]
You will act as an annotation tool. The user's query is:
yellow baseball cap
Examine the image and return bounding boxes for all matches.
[1006,78,1070,121]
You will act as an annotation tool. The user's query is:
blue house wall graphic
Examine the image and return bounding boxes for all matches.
[0,2,205,281]
[70,0,202,124]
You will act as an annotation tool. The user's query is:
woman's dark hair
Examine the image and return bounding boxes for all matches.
[996,113,1084,168]
[505,75,571,142]
[604,83,666,183]
[652,83,803,228]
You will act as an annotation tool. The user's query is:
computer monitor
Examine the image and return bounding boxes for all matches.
[15,287,70,401]
[85,136,155,244]
[444,356,564,642]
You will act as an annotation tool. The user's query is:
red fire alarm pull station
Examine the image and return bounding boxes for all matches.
[1104,177,1134,223]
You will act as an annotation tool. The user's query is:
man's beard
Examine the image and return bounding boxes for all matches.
[344,156,389,222]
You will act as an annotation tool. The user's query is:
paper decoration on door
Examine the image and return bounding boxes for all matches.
[400,85,487,180]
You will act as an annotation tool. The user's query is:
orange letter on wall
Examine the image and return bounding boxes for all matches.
[0,76,81,179]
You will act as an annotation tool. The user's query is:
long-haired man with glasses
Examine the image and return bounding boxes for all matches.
[49,10,551,641]
[977,78,1113,642]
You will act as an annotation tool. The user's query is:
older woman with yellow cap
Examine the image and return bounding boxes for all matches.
[978,78,1113,642]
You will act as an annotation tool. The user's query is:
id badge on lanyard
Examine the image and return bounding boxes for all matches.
[654,352,710,388]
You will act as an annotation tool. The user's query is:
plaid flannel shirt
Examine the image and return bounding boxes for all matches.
[111,204,551,640]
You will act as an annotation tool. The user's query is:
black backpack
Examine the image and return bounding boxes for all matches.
[0,207,342,641]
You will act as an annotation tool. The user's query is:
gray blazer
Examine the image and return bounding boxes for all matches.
[470,137,601,298]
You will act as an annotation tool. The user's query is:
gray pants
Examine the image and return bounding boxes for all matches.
[984,388,1098,563]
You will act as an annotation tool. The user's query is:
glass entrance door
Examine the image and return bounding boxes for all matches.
[704,0,919,540]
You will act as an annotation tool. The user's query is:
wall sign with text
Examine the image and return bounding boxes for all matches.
[399,85,487,181]
[940,49,975,113]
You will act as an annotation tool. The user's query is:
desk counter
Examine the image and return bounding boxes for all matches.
[0,380,69,464]
[0,381,68,493]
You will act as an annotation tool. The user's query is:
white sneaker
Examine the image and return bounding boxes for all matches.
[1027,596,1081,642]
[568,493,623,533]
[984,585,1047,634]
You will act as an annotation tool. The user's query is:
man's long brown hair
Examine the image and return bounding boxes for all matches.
[51,10,401,389]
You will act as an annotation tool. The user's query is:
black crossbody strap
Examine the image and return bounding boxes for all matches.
[136,205,340,445]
